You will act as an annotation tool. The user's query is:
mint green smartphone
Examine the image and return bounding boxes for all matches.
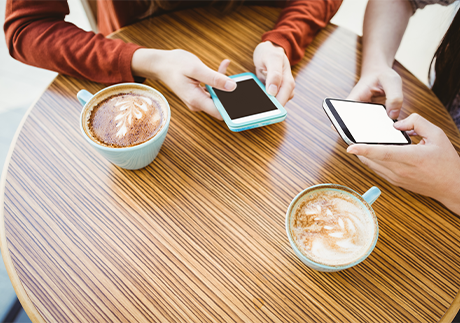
[205,72,287,132]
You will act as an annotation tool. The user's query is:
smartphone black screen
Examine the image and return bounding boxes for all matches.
[213,79,278,120]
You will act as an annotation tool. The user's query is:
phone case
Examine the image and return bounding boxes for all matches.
[205,72,287,132]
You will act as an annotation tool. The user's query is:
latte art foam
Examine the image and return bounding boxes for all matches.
[114,96,154,137]
[88,93,164,148]
[291,190,375,266]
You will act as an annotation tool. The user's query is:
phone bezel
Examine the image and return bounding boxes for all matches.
[226,74,282,124]
[323,98,411,145]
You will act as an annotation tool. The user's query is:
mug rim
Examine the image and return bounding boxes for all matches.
[285,183,379,271]
[79,83,171,152]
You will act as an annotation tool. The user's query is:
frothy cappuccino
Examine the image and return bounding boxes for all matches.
[84,90,167,148]
[290,189,376,267]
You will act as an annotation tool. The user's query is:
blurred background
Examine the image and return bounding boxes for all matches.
[0,0,458,322]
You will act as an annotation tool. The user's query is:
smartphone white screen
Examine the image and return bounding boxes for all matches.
[332,100,408,143]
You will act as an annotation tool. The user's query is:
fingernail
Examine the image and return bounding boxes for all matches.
[389,110,399,119]
[268,84,278,96]
[225,80,236,91]
[394,119,403,127]
[346,146,355,153]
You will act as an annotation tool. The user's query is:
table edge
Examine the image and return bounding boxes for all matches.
[0,80,55,323]
[441,294,460,323]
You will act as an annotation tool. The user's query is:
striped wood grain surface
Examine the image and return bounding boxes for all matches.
[2,6,460,323]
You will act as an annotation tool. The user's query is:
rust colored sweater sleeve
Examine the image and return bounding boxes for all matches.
[4,0,141,84]
[262,0,343,65]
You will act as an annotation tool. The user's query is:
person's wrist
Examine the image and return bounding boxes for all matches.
[441,195,460,216]
[131,48,168,80]
[438,169,460,215]
[360,63,392,79]
[262,41,286,55]
[360,52,393,78]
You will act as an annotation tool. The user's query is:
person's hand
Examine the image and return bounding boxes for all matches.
[346,113,460,213]
[131,48,236,120]
[347,67,403,120]
[253,41,295,106]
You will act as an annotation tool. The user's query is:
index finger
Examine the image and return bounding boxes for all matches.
[347,144,415,163]
[265,53,284,96]
[275,67,295,106]
[188,62,236,92]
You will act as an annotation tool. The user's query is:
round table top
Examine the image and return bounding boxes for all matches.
[2,6,460,323]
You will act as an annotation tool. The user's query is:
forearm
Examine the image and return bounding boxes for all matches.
[262,0,342,65]
[445,200,460,216]
[5,0,141,84]
[441,195,460,216]
[439,170,460,216]
[131,48,167,80]
[361,0,412,75]
[7,21,140,84]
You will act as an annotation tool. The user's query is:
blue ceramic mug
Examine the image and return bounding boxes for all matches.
[286,184,380,272]
[78,83,170,170]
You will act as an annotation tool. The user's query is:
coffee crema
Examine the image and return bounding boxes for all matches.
[88,93,164,148]
[291,189,376,266]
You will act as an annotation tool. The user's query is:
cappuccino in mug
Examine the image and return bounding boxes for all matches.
[289,187,378,268]
[78,83,170,170]
[85,91,167,148]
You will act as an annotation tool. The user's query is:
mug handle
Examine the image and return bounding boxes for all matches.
[77,90,93,106]
[362,186,381,205]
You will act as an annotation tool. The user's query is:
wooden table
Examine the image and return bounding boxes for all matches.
[2,6,460,323]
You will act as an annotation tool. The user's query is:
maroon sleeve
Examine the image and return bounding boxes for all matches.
[4,0,142,84]
[262,0,343,65]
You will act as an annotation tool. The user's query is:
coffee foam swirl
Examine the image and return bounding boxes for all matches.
[87,92,164,148]
[291,190,375,266]
[113,96,154,138]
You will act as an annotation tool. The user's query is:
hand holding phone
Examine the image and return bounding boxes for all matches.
[323,98,411,145]
[132,50,237,120]
[346,114,460,215]
[253,41,295,105]
[206,73,287,132]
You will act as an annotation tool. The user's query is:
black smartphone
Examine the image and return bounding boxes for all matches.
[322,98,411,145]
